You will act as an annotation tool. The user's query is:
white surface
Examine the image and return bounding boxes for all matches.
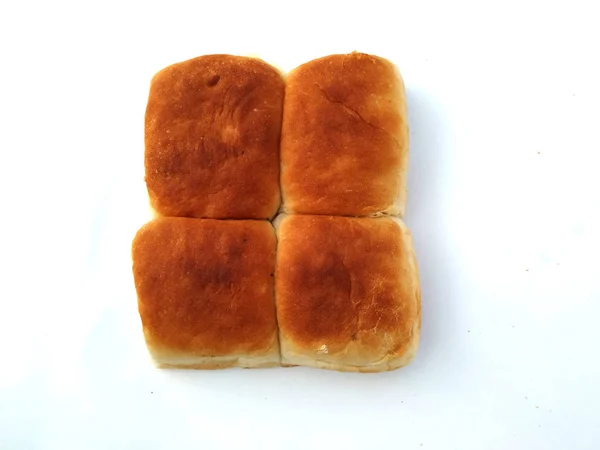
[1,1,599,449]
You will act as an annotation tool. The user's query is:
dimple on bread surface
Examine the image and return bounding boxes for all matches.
[280,52,409,217]
[132,217,279,368]
[145,55,284,219]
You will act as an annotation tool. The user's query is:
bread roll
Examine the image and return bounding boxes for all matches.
[145,55,284,219]
[132,217,279,368]
[274,214,420,372]
[280,52,409,217]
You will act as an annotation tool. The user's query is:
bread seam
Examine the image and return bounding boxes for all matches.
[268,221,283,366]
[273,215,285,365]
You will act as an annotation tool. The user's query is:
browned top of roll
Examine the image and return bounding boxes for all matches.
[280,52,408,217]
[132,217,277,356]
[145,55,284,219]
[275,215,420,365]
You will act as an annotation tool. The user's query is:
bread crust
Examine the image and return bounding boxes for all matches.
[136,52,418,372]
[280,52,409,217]
[132,217,279,368]
[275,215,420,372]
[145,55,284,219]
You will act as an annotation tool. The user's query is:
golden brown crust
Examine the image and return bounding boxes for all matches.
[145,55,284,219]
[275,215,420,372]
[131,217,279,367]
[280,52,409,217]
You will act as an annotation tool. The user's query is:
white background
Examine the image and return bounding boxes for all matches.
[1,1,599,449]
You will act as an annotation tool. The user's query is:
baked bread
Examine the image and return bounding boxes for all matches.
[280,52,409,217]
[132,217,279,368]
[274,214,420,372]
[145,55,284,219]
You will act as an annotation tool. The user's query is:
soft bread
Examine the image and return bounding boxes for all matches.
[145,55,284,219]
[132,217,279,368]
[280,52,409,217]
[274,214,420,372]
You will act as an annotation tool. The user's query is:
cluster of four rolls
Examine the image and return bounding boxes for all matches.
[132,53,420,372]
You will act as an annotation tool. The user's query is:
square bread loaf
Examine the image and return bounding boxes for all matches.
[132,217,279,368]
[145,55,284,219]
[274,214,420,372]
[135,52,420,372]
[280,52,409,217]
